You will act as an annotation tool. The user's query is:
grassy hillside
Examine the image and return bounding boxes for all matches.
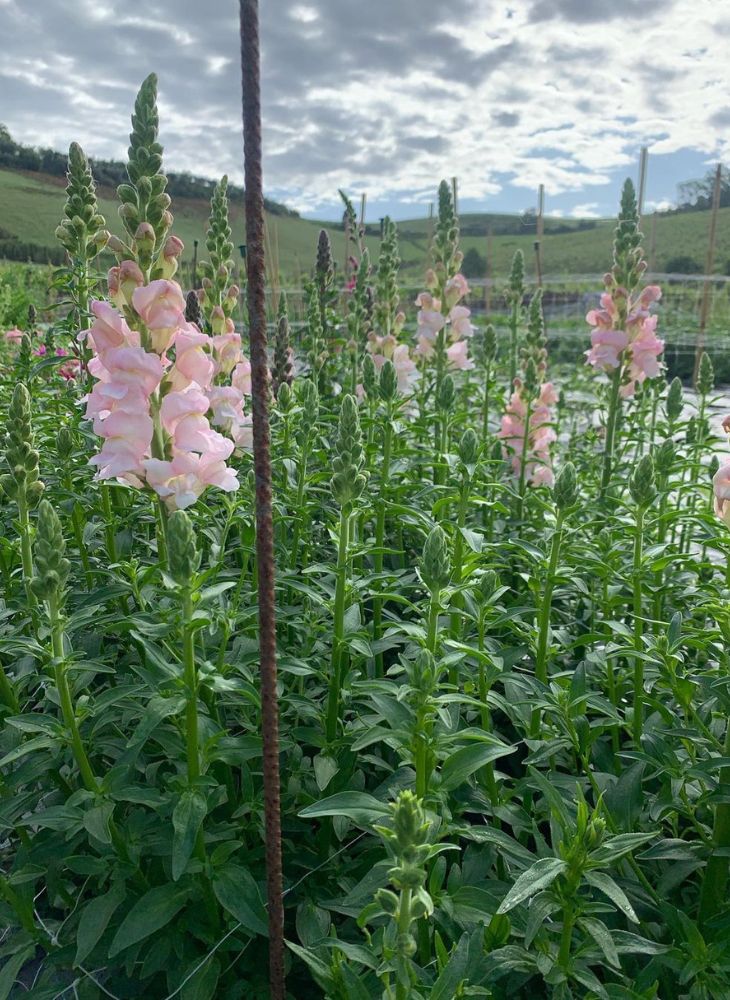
[1,167,729,284]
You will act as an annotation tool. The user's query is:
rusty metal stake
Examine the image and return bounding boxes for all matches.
[239,3,285,997]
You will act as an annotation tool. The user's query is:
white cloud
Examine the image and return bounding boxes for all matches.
[570,203,601,218]
[0,0,726,213]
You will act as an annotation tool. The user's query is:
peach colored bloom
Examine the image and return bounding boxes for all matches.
[446,339,474,371]
[713,463,730,527]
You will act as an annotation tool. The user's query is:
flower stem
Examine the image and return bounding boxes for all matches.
[601,364,623,498]
[699,716,730,928]
[516,395,533,522]
[373,411,393,676]
[531,511,564,737]
[326,506,350,742]
[632,505,645,745]
[48,593,98,793]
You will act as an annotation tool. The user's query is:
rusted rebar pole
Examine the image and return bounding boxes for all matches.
[239,3,285,997]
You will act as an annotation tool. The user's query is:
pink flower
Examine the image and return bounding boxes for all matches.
[371,343,418,394]
[144,451,239,510]
[448,305,474,341]
[33,345,46,357]
[444,274,469,308]
[417,309,446,343]
[446,339,474,371]
[714,463,730,527]
[86,300,138,357]
[170,324,215,390]
[89,410,154,481]
[212,332,242,375]
[498,385,556,486]
[132,280,186,351]
[415,292,440,311]
[722,415,730,435]
[585,329,629,371]
[59,358,81,381]
[4,327,24,344]
[232,357,252,395]
[414,335,435,359]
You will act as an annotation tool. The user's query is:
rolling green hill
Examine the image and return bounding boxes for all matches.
[1,166,729,284]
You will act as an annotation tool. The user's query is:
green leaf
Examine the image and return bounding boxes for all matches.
[339,965,371,1000]
[581,915,621,968]
[212,865,268,937]
[83,800,115,845]
[585,870,639,923]
[590,832,655,865]
[180,958,221,1000]
[440,742,516,792]
[0,945,35,1000]
[431,932,470,1000]
[299,791,389,825]
[497,858,567,914]
[109,884,189,957]
[172,790,207,881]
[75,881,127,966]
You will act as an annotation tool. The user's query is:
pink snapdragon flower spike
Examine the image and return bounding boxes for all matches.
[367,334,418,395]
[498,385,556,487]
[84,272,243,509]
[444,273,470,308]
[713,463,730,528]
[585,282,663,397]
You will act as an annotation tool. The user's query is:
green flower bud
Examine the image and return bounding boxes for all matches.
[437,373,455,413]
[56,427,74,460]
[508,249,525,300]
[665,377,683,422]
[696,351,715,396]
[409,648,436,693]
[421,524,450,591]
[330,394,367,507]
[277,380,292,411]
[167,510,201,586]
[655,438,675,477]
[374,888,399,916]
[1,384,44,505]
[483,323,497,363]
[362,354,378,399]
[629,453,656,508]
[553,461,577,510]
[272,312,293,398]
[378,359,398,402]
[298,379,319,442]
[30,500,70,601]
[458,428,479,467]
[709,454,720,480]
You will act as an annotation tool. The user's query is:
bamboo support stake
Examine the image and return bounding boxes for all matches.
[534,184,545,287]
[693,164,723,383]
[485,225,493,314]
[239,3,285,997]
[637,146,648,225]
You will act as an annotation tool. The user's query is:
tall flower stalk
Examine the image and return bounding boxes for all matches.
[629,453,656,745]
[1,384,45,622]
[585,180,663,498]
[325,394,366,742]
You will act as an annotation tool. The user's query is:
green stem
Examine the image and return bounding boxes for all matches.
[16,492,37,613]
[325,507,350,742]
[373,412,393,676]
[395,887,413,1000]
[182,589,200,784]
[531,511,564,737]
[48,593,98,793]
[508,302,518,387]
[481,362,491,443]
[516,395,533,522]
[558,900,575,969]
[601,365,624,498]
[100,485,118,565]
[633,506,645,745]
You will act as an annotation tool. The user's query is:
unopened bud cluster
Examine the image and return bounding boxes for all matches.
[331,395,367,507]
[55,142,108,261]
[30,500,70,601]
[0,385,45,507]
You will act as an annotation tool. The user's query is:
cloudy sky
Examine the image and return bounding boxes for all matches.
[0,0,727,221]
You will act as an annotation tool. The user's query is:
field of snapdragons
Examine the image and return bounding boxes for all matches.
[2,74,730,1000]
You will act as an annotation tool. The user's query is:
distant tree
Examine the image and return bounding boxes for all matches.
[664,254,703,274]
[677,166,729,212]
[461,246,486,278]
